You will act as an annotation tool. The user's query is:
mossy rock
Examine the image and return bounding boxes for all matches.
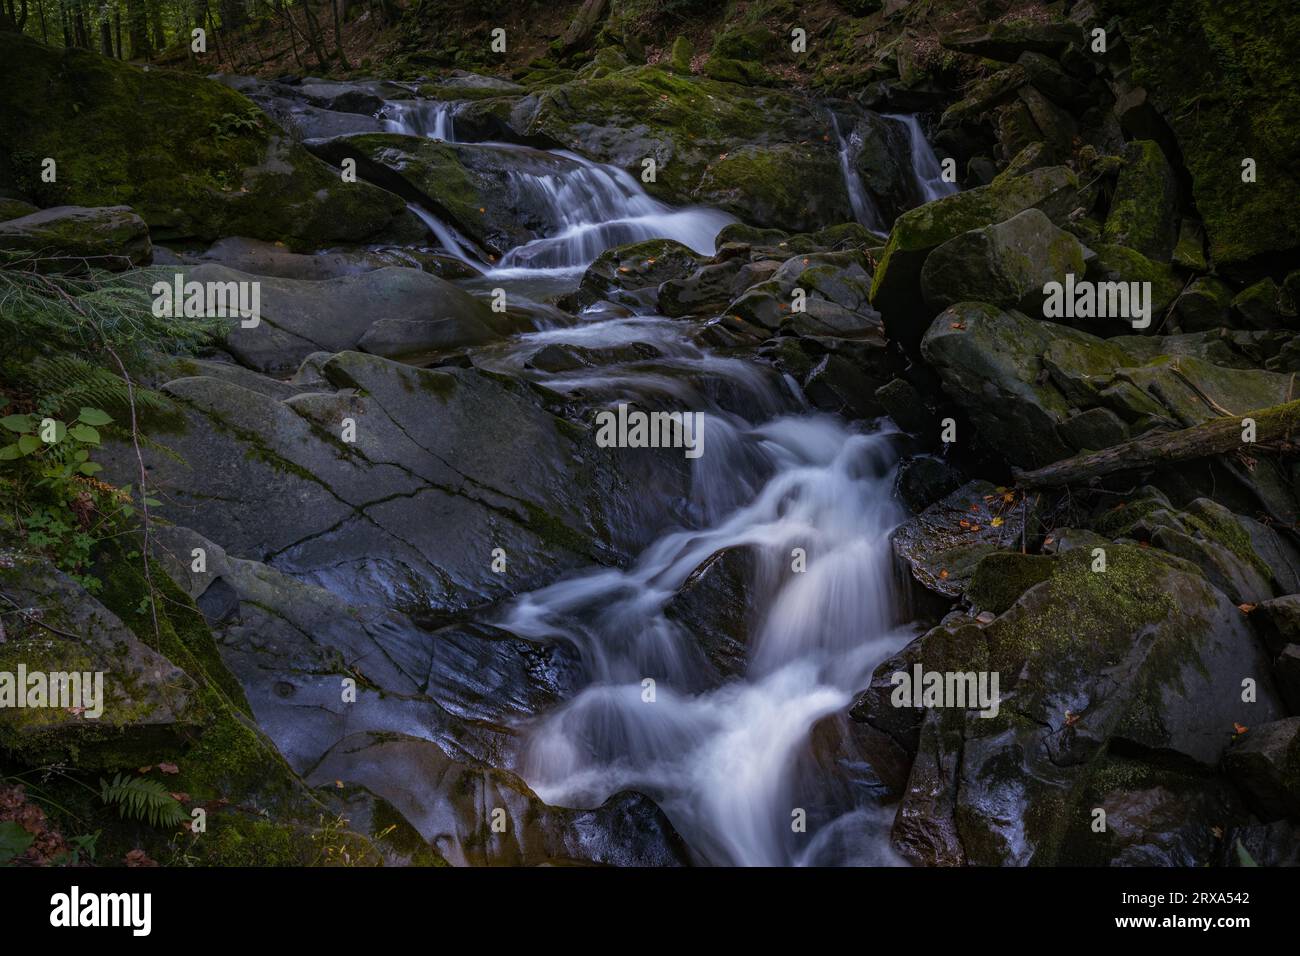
[0,33,410,250]
[966,552,1057,615]
[693,143,850,232]
[944,544,1285,864]
[1102,140,1180,261]
[1103,0,1300,272]
[869,165,1078,353]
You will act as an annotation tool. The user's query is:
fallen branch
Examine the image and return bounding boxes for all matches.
[1014,398,1300,488]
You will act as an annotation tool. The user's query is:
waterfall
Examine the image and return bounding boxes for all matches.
[884,113,959,203]
[382,100,456,141]
[830,113,887,234]
[488,148,735,277]
[372,98,920,865]
[406,204,482,270]
[489,314,914,864]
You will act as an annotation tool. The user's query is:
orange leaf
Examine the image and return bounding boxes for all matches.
[1233,723,1249,735]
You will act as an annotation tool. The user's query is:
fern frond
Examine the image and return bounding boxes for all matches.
[99,773,187,829]
[17,355,179,422]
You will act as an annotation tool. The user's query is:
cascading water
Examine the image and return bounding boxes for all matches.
[884,113,959,203]
[483,310,915,865]
[831,113,887,234]
[382,99,457,140]
[487,148,734,277]
[371,93,921,865]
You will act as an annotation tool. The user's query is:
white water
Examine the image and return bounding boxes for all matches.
[487,148,735,278]
[492,310,914,864]
[382,100,456,140]
[831,113,887,234]
[884,113,959,203]
[376,94,920,865]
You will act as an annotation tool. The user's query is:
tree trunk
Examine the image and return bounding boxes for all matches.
[330,0,349,69]
[126,0,150,57]
[1013,400,1300,488]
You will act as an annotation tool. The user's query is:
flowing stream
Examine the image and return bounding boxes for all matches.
[376,95,937,865]
[885,113,960,203]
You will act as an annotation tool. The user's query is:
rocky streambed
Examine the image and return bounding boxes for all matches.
[2,0,1299,868]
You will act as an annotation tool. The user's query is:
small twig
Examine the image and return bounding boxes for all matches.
[0,590,84,642]
[104,343,162,647]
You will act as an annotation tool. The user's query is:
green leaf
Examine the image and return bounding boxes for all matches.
[76,407,113,426]
[68,424,100,445]
[0,444,21,461]
[78,462,104,476]
[0,414,33,433]
[74,449,89,462]
[1235,840,1259,867]
[0,820,35,865]
[142,497,162,508]
[17,434,41,456]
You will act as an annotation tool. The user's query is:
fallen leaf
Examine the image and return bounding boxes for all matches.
[938,569,949,580]
[158,762,179,775]
[1237,603,1256,614]
[1233,723,1249,735]
[991,517,1004,528]
[950,321,966,330]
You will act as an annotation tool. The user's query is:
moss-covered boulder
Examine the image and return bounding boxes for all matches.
[920,208,1086,313]
[1102,140,1180,261]
[1102,0,1300,272]
[0,204,151,270]
[0,550,200,762]
[0,33,412,250]
[891,544,1285,865]
[522,64,843,228]
[578,237,704,307]
[869,165,1078,352]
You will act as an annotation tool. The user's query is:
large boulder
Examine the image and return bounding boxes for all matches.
[920,208,1085,313]
[0,205,151,270]
[167,264,498,372]
[0,33,413,249]
[1105,0,1300,272]
[887,544,1285,865]
[869,165,1078,352]
[920,303,1300,472]
[312,135,607,257]
[96,354,690,616]
[1102,140,1180,261]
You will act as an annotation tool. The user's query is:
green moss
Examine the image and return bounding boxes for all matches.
[1103,0,1300,270]
[966,552,1057,615]
[986,545,1175,677]
[0,33,406,249]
